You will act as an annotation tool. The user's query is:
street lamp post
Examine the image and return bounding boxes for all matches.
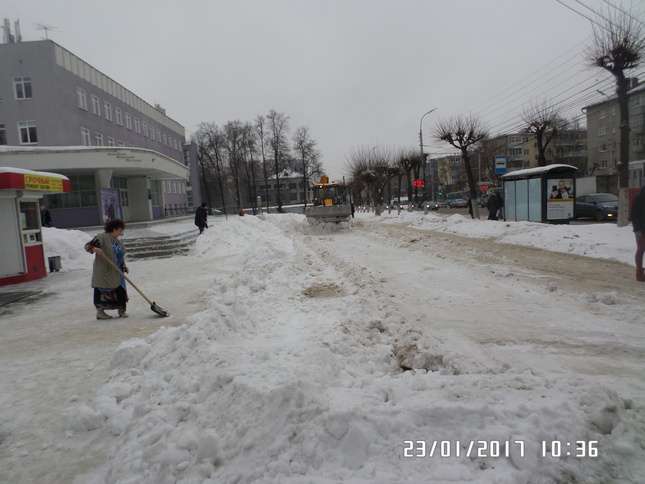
[419,108,437,202]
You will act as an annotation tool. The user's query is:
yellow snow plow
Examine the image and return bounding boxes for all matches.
[305,176,352,224]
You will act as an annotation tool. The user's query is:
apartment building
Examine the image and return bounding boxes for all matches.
[0,30,200,228]
[585,79,644,177]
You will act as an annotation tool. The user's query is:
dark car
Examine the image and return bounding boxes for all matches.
[423,201,439,211]
[574,193,618,221]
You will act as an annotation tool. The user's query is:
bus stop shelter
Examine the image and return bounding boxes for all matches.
[501,164,578,224]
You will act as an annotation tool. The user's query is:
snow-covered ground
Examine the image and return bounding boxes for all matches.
[0,210,643,483]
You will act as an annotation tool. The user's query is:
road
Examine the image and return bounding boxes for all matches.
[0,214,642,482]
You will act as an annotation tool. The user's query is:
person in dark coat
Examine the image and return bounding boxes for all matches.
[631,186,645,281]
[487,192,501,220]
[40,203,52,227]
[195,202,208,235]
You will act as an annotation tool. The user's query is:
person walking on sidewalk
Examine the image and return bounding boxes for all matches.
[195,202,208,234]
[631,186,645,281]
[85,218,129,319]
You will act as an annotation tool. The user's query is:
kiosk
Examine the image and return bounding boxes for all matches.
[0,167,71,286]
[501,164,578,224]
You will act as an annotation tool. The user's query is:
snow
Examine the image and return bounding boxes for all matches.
[1,210,643,483]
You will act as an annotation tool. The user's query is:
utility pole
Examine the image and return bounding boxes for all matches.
[419,108,437,202]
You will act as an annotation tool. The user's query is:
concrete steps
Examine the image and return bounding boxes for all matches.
[122,230,197,260]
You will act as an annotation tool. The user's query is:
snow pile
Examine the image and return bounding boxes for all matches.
[53,213,643,483]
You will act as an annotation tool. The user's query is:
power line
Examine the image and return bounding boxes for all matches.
[555,0,606,29]
[601,0,645,27]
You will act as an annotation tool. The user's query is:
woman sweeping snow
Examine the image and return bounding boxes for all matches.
[85,218,129,319]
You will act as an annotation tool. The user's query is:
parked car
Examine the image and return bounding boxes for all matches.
[574,193,618,221]
[451,198,468,208]
[436,201,447,208]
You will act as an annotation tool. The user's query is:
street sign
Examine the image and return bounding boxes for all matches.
[494,155,507,174]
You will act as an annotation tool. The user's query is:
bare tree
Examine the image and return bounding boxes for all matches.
[396,148,424,208]
[586,4,645,226]
[292,126,322,209]
[254,115,272,212]
[345,145,397,215]
[241,122,260,214]
[521,99,568,167]
[191,123,215,210]
[433,115,489,219]
[266,110,290,213]
[223,120,246,210]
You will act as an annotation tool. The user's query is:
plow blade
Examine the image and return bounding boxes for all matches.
[305,205,352,224]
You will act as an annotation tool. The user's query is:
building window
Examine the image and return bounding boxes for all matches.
[115,107,123,125]
[125,112,132,130]
[81,127,91,146]
[14,77,33,99]
[600,160,607,168]
[107,136,115,146]
[77,88,87,110]
[18,121,38,144]
[629,95,641,109]
[598,109,606,119]
[150,126,155,141]
[111,176,129,208]
[157,129,161,142]
[631,114,643,128]
[599,143,607,152]
[142,122,148,137]
[162,132,167,145]
[0,124,6,145]
[598,126,607,136]
[95,132,103,146]
[134,117,140,133]
[46,174,97,209]
[104,101,113,121]
[91,94,100,116]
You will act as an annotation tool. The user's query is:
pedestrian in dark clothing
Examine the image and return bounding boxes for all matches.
[467,197,473,218]
[195,202,208,234]
[351,203,355,218]
[40,203,52,227]
[631,186,645,281]
[488,193,501,220]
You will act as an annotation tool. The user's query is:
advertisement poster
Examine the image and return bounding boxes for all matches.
[546,177,574,220]
[100,188,122,223]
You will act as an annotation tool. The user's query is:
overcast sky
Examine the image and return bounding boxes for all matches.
[4,0,644,180]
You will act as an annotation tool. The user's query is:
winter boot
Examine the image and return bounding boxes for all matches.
[118,309,129,318]
[637,268,645,282]
[97,308,113,320]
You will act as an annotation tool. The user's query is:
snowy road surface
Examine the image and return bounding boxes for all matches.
[0,212,643,483]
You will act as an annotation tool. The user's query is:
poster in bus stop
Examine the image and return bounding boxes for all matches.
[546,177,574,220]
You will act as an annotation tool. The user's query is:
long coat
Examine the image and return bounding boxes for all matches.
[86,232,126,289]
[488,195,501,220]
